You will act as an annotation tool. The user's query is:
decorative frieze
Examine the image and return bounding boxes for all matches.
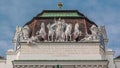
[14,64,107,68]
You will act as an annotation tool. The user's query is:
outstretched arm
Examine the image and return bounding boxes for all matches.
[51,23,57,28]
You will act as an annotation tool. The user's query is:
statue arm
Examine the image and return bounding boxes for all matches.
[51,23,57,28]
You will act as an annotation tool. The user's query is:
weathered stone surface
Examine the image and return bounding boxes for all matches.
[19,42,104,60]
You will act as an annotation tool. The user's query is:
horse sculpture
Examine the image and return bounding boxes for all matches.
[73,23,80,40]
[22,25,30,40]
[90,25,98,40]
[81,24,98,41]
[39,22,46,40]
[47,23,55,41]
[65,23,72,41]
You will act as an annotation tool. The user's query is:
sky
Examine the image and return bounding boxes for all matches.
[0,0,120,57]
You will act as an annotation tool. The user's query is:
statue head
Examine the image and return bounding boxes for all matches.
[58,18,61,21]
[90,25,98,31]
[16,26,19,32]
[41,22,45,29]
[75,23,79,29]
[61,19,65,23]
[47,23,51,29]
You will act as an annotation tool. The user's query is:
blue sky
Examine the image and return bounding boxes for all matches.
[0,0,120,57]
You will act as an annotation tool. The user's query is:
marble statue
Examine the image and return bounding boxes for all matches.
[65,23,72,41]
[81,34,92,41]
[47,23,55,41]
[22,25,30,40]
[52,18,67,41]
[27,36,38,44]
[14,26,19,41]
[14,26,22,41]
[14,26,23,50]
[74,23,80,40]
[26,22,46,43]
[81,25,98,41]
[38,22,46,40]
[90,25,98,40]
[56,18,64,41]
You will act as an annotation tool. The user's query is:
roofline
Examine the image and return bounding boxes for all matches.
[84,17,98,27]
[36,10,85,17]
[35,16,84,18]
[13,60,108,62]
[24,10,97,27]
[114,56,120,59]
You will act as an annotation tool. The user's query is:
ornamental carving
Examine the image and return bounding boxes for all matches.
[14,18,102,43]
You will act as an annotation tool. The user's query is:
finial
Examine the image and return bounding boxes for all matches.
[57,2,63,9]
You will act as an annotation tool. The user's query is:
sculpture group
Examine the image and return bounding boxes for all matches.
[14,18,100,44]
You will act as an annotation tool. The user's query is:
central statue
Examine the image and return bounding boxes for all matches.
[51,18,67,41]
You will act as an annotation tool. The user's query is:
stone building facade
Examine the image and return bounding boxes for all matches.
[0,9,120,68]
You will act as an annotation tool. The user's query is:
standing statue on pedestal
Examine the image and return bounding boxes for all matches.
[14,26,22,50]
[14,26,20,41]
